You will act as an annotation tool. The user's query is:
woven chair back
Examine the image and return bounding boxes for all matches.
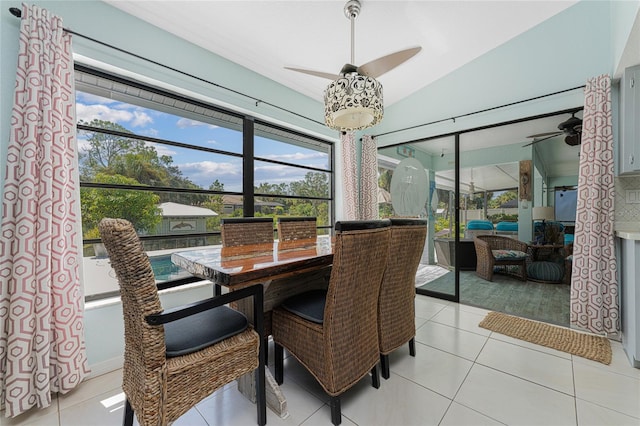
[322,219,391,393]
[277,217,317,241]
[221,217,274,246]
[378,219,427,354]
[97,218,166,394]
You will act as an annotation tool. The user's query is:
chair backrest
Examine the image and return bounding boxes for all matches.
[323,219,391,392]
[475,234,528,252]
[378,218,427,352]
[220,217,274,246]
[277,216,317,241]
[98,218,166,374]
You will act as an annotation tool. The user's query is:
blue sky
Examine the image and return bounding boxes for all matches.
[75,91,330,192]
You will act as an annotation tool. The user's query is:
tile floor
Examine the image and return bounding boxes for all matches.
[3,295,639,426]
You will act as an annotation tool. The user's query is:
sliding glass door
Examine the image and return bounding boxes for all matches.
[378,135,459,302]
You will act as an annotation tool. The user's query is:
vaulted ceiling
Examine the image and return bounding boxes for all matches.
[104,1,577,107]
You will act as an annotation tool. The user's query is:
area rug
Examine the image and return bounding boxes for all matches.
[479,311,612,364]
[418,271,570,326]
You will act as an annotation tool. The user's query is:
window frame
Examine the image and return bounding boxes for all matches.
[76,64,335,301]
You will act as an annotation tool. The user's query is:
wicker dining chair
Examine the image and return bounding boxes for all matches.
[272,220,391,426]
[473,235,528,281]
[277,216,317,241]
[220,217,274,247]
[378,218,427,379]
[98,218,266,426]
[221,216,275,357]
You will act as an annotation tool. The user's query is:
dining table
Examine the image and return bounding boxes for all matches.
[171,235,334,418]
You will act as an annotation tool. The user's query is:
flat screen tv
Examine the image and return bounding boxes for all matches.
[554,187,577,223]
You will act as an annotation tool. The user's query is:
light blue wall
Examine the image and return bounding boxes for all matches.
[611,0,640,75]
[375,1,615,146]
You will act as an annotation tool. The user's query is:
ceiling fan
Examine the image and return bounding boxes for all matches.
[523,112,583,147]
[285,0,421,131]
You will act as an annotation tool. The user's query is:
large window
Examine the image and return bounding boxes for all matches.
[76,66,334,300]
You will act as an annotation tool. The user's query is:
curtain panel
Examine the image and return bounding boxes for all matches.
[570,74,619,335]
[341,132,359,220]
[0,3,89,417]
[340,133,379,221]
[359,135,378,220]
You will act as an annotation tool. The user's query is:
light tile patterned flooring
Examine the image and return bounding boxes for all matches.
[3,295,639,426]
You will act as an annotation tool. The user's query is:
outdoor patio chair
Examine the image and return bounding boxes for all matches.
[272,220,391,425]
[378,218,427,379]
[98,218,266,426]
[474,235,528,281]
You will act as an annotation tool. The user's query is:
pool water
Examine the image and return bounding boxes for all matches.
[150,255,191,281]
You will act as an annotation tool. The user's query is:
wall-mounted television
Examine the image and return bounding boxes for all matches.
[554,187,577,223]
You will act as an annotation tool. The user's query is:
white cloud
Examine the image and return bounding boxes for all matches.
[254,164,309,183]
[76,103,153,128]
[77,104,133,124]
[176,118,220,129]
[178,161,242,189]
[147,142,177,157]
[260,152,328,170]
[131,111,153,127]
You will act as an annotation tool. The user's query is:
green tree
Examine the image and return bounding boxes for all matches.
[287,172,330,225]
[289,172,329,198]
[254,182,289,211]
[488,190,518,208]
[378,169,392,192]
[203,180,225,230]
[79,119,207,205]
[81,173,161,235]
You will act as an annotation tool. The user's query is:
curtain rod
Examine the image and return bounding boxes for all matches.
[373,85,586,138]
[8,7,325,128]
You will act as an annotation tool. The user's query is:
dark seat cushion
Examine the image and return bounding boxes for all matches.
[164,306,248,358]
[281,289,327,324]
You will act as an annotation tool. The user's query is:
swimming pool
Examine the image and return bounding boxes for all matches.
[150,254,192,281]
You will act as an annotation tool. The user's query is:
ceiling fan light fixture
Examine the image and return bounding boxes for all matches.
[324,73,383,131]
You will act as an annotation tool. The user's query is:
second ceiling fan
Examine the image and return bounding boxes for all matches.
[523,111,583,147]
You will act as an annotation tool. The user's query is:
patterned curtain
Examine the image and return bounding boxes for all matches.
[0,4,89,417]
[341,132,359,220]
[570,74,619,335]
[360,135,378,220]
[341,133,379,220]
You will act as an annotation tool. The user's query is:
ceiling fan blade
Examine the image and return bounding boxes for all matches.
[357,46,422,78]
[526,131,562,138]
[284,67,340,80]
[522,134,559,147]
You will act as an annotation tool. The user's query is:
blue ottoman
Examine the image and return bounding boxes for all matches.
[527,261,564,283]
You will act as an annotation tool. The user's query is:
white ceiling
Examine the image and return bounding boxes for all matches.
[104,0,584,192]
[104,0,577,107]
